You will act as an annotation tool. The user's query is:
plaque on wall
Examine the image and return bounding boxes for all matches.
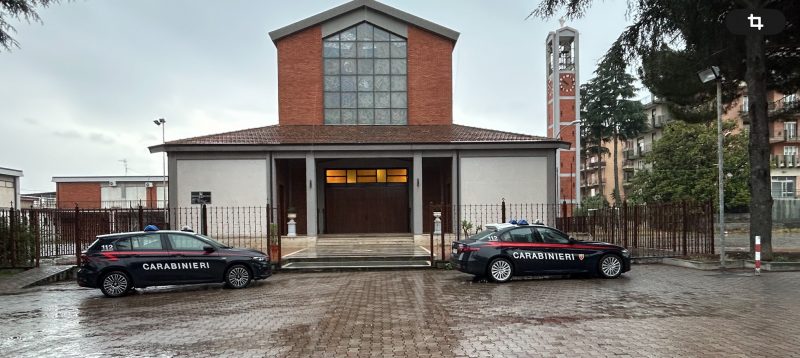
[191,191,211,205]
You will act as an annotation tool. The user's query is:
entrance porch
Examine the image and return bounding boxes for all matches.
[274,154,453,236]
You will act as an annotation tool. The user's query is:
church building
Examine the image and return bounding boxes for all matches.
[150,0,569,237]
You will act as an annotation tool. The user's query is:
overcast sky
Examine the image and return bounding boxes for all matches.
[0,0,636,193]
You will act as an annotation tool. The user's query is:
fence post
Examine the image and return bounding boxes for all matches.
[266,203,272,263]
[440,211,446,263]
[501,199,506,223]
[622,201,628,248]
[201,204,208,236]
[9,207,17,268]
[682,201,688,256]
[633,204,639,248]
[138,205,144,231]
[74,205,81,266]
[430,211,435,265]
[31,210,41,268]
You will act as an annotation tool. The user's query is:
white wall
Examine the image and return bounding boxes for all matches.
[0,180,14,209]
[176,159,268,207]
[459,156,551,226]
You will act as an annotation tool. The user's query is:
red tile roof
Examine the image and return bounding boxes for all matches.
[165,124,554,146]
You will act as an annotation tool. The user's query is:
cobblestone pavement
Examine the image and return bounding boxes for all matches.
[1,266,799,357]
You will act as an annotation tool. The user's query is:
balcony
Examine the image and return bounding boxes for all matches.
[771,155,799,168]
[581,179,605,188]
[769,131,799,144]
[622,160,635,171]
[652,114,671,129]
[768,94,800,119]
[624,148,640,160]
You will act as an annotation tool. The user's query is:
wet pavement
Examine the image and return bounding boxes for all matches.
[1,266,799,357]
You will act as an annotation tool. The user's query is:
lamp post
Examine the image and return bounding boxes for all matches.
[698,66,725,268]
[555,119,582,206]
[153,118,167,225]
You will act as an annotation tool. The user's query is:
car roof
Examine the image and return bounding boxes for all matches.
[484,223,550,231]
[96,230,197,239]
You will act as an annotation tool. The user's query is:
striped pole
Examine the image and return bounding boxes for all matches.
[754,235,761,276]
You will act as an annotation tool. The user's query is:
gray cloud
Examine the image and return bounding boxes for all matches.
[52,130,84,139]
[1,0,634,193]
[89,132,116,145]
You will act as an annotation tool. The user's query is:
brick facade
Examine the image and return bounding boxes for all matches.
[277,25,323,125]
[56,182,101,208]
[274,23,455,126]
[407,25,454,125]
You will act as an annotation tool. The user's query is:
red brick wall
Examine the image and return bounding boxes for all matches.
[57,182,101,209]
[407,26,454,125]
[277,25,323,125]
[560,99,576,122]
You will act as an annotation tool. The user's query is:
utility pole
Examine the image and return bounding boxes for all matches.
[119,159,128,176]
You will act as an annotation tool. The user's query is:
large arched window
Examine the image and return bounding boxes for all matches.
[323,22,407,125]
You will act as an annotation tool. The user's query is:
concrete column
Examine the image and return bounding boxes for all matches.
[306,152,317,236]
[451,151,459,235]
[413,152,422,234]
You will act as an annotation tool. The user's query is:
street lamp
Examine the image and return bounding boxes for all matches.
[153,118,167,225]
[698,66,725,269]
[555,119,582,206]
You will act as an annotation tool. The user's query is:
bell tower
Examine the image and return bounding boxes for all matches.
[546,25,580,206]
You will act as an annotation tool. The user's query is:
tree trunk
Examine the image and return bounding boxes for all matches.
[613,131,620,205]
[744,28,773,260]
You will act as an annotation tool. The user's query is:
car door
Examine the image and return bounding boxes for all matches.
[501,227,540,274]
[533,227,583,273]
[165,233,226,283]
[126,233,173,286]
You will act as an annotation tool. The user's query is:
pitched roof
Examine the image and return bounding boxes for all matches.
[162,124,554,146]
[269,0,459,43]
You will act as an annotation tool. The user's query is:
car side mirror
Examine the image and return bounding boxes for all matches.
[203,245,215,252]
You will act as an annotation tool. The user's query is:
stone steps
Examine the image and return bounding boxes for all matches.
[281,235,431,270]
[280,260,431,270]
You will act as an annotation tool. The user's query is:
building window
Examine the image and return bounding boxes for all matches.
[323,22,407,125]
[785,122,797,140]
[771,176,796,198]
[742,96,749,112]
[325,168,407,184]
[785,146,798,156]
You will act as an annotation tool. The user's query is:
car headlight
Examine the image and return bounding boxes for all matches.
[621,249,630,258]
[252,256,267,262]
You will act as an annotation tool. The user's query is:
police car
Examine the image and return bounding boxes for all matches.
[450,221,631,282]
[77,226,271,297]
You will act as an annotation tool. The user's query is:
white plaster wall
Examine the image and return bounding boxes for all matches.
[176,159,268,207]
[0,175,17,209]
[459,156,551,226]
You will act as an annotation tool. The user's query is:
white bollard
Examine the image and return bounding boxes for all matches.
[433,211,442,235]
[287,213,297,237]
[754,235,761,276]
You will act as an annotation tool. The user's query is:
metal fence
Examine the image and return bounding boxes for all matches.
[0,205,279,268]
[430,200,714,258]
[1,201,714,268]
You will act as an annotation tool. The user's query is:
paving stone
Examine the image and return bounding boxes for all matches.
[0,266,798,357]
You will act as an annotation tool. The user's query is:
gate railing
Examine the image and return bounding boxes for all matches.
[426,200,714,258]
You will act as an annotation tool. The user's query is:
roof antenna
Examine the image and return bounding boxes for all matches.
[119,159,128,176]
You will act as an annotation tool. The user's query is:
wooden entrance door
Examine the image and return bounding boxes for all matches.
[325,183,409,233]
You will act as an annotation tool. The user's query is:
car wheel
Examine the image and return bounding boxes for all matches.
[225,264,252,289]
[488,258,513,283]
[598,254,623,279]
[100,271,131,298]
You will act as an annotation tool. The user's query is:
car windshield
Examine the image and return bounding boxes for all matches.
[471,229,497,241]
[197,234,231,249]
